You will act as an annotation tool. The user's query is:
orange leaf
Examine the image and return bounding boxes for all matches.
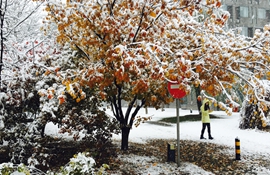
[59,96,65,104]
[149,11,157,18]
[48,94,53,99]
[196,65,202,73]
[44,70,51,76]
[216,1,221,8]
[55,67,61,72]
[207,84,214,91]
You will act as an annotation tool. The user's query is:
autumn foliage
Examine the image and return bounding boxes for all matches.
[42,0,270,150]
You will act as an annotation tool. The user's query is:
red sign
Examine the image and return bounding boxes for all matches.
[167,82,186,99]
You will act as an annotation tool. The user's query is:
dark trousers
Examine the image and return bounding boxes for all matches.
[201,123,212,137]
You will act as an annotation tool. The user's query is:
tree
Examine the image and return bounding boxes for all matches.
[44,0,176,150]
[0,0,51,163]
[44,0,270,150]
[0,0,119,169]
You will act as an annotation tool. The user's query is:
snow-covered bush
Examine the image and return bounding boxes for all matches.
[59,152,96,175]
[0,163,31,175]
[0,153,109,175]
[46,152,109,175]
[0,0,59,168]
[239,81,270,130]
[240,99,270,130]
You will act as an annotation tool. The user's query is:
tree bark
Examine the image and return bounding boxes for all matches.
[195,86,202,117]
[0,1,6,89]
[121,126,131,150]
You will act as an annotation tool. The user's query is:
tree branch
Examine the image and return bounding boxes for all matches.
[129,98,146,127]
[47,4,91,60]
[133,4,145,42]
[5,1,44,38]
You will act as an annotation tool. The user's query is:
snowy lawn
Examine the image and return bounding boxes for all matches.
[45,107,270,174]
[110,107,270,155]
[107,107,270,174]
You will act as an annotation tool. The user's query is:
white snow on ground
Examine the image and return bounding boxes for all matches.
[45,107,270,174]
[108,107,270,174]
[109,108,270,155]
[117,154,214,175]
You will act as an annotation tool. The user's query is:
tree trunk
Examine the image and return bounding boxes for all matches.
[195,86,202,117]
[0,1,4,89]
[121,126,131,150]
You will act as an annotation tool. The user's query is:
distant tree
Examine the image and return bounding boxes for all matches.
[43,0,270,150]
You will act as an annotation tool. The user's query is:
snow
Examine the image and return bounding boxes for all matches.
[44,107,270,174]
[107,108,270,155]
[104,107,270,174]
[118,154,213,175]
[2,0,270,174]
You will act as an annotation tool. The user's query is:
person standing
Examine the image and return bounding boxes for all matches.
[200,98,214,140]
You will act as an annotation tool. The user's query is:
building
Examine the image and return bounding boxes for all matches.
[222,0,270,37]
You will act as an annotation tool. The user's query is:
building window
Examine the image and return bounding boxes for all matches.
[248,28,253,37]
[227,5,233,16]
[223,5,233,21]
[241,27,248,36]
[267,10,270,22]
[236,6,249,19]
[257,8,266,19]
[240,7,249,17]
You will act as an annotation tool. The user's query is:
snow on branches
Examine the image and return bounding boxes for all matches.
[43,0,270,133]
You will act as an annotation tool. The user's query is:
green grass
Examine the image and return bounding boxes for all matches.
[159,114,220,123]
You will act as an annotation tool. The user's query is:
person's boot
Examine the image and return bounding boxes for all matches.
[209,136,214,140]
[200,135,206,139]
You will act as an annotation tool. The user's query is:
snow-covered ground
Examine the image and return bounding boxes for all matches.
[109,107,270,155]
[107,107,270,174]
[45,107,270,174]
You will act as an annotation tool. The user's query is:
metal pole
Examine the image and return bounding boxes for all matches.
[176,99,180,167]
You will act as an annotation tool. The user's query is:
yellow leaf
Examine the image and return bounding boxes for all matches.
[149,11,157,18]
[45,6,50,12]
[44,70,51,76]
[248,89,253,94]
[66,83,71,91]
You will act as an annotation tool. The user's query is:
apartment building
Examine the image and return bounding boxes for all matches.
[222,0,270,37]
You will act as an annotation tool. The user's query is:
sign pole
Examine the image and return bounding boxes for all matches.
[167,81,186,167]
[176,98,180,167]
